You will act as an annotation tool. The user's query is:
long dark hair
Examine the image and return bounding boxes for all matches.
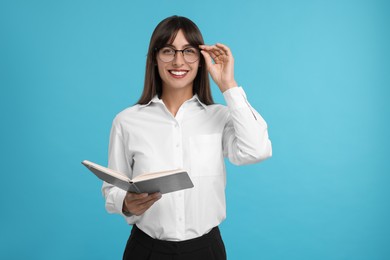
[137,16,214,105]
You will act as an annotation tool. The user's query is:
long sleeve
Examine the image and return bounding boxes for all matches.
[222,87,272,165]
[101,119,140,223]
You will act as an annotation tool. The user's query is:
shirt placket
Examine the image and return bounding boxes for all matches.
[172,111,185,239]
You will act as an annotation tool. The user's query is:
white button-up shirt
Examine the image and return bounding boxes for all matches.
[102,87,272,241]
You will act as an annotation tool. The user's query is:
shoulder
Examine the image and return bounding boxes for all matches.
[112,104,142,126]
[204,102,224,109]
[204,103,230,121]
[206,103,228,113]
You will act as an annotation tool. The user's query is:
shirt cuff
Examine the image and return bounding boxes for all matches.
[223,86,248,109]
[113,188,128,216]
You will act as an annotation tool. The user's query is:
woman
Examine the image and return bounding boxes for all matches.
[102,15,272,260]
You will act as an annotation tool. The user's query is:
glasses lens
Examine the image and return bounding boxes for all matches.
[183,48,200,63]
[158,47,175,62]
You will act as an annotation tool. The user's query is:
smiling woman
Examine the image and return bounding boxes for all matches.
[101,15,272,260]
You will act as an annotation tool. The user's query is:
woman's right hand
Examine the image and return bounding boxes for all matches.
[122,192,162,216]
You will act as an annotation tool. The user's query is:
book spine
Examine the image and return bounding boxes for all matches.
[130,183,142,193]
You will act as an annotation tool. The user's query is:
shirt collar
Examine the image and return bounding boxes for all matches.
[139,94,208,110]
[139,95,162,108]
[193,94,208,110]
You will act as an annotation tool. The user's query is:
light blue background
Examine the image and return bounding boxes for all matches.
[1,0,389,259]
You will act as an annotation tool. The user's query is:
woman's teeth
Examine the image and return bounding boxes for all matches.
[170,70,187,76]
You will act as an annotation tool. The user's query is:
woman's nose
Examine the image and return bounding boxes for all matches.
[172,51,185,66]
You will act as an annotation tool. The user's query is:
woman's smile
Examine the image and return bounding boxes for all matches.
[168,69,189,78]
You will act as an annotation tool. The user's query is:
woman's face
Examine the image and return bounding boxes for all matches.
[156,29,200,93]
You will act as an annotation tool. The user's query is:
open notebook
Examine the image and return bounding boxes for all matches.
[82,160,194,194]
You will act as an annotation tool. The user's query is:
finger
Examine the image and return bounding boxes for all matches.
[132,194,162,216]
[134,192,162,205]
[209,51,220,62]
[200,45,225,60]
[199,44,213,50]
[210,44,233,64]
[133,201,155,216]
[126,193,162,215]
[125,192,157,206]
[204,45,223,58]
[207,46,230,64]
[126,192,148,201]
[143,192,162,203]
[139,196,160,211]
[200,50,214,70]
[215,43,232,56]
[213,46,224,55]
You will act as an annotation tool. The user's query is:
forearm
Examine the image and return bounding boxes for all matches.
[223,87,272,165]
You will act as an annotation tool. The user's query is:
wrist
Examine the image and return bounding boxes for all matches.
[220,80,238,93]
[122,200,130,214]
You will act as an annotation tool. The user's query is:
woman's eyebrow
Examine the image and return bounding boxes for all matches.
[163,43,194,49]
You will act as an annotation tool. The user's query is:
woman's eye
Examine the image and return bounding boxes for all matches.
[161,48,175,55]
[184,48,197,54]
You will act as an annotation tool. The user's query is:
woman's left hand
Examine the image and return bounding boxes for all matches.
[199,43,238,92]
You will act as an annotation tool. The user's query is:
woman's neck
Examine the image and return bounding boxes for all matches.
[161,87,193,117]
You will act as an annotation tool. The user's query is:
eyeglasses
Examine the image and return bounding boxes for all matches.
[157,46,200,63]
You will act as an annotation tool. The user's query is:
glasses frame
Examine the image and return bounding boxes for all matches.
[155,46,201,63]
